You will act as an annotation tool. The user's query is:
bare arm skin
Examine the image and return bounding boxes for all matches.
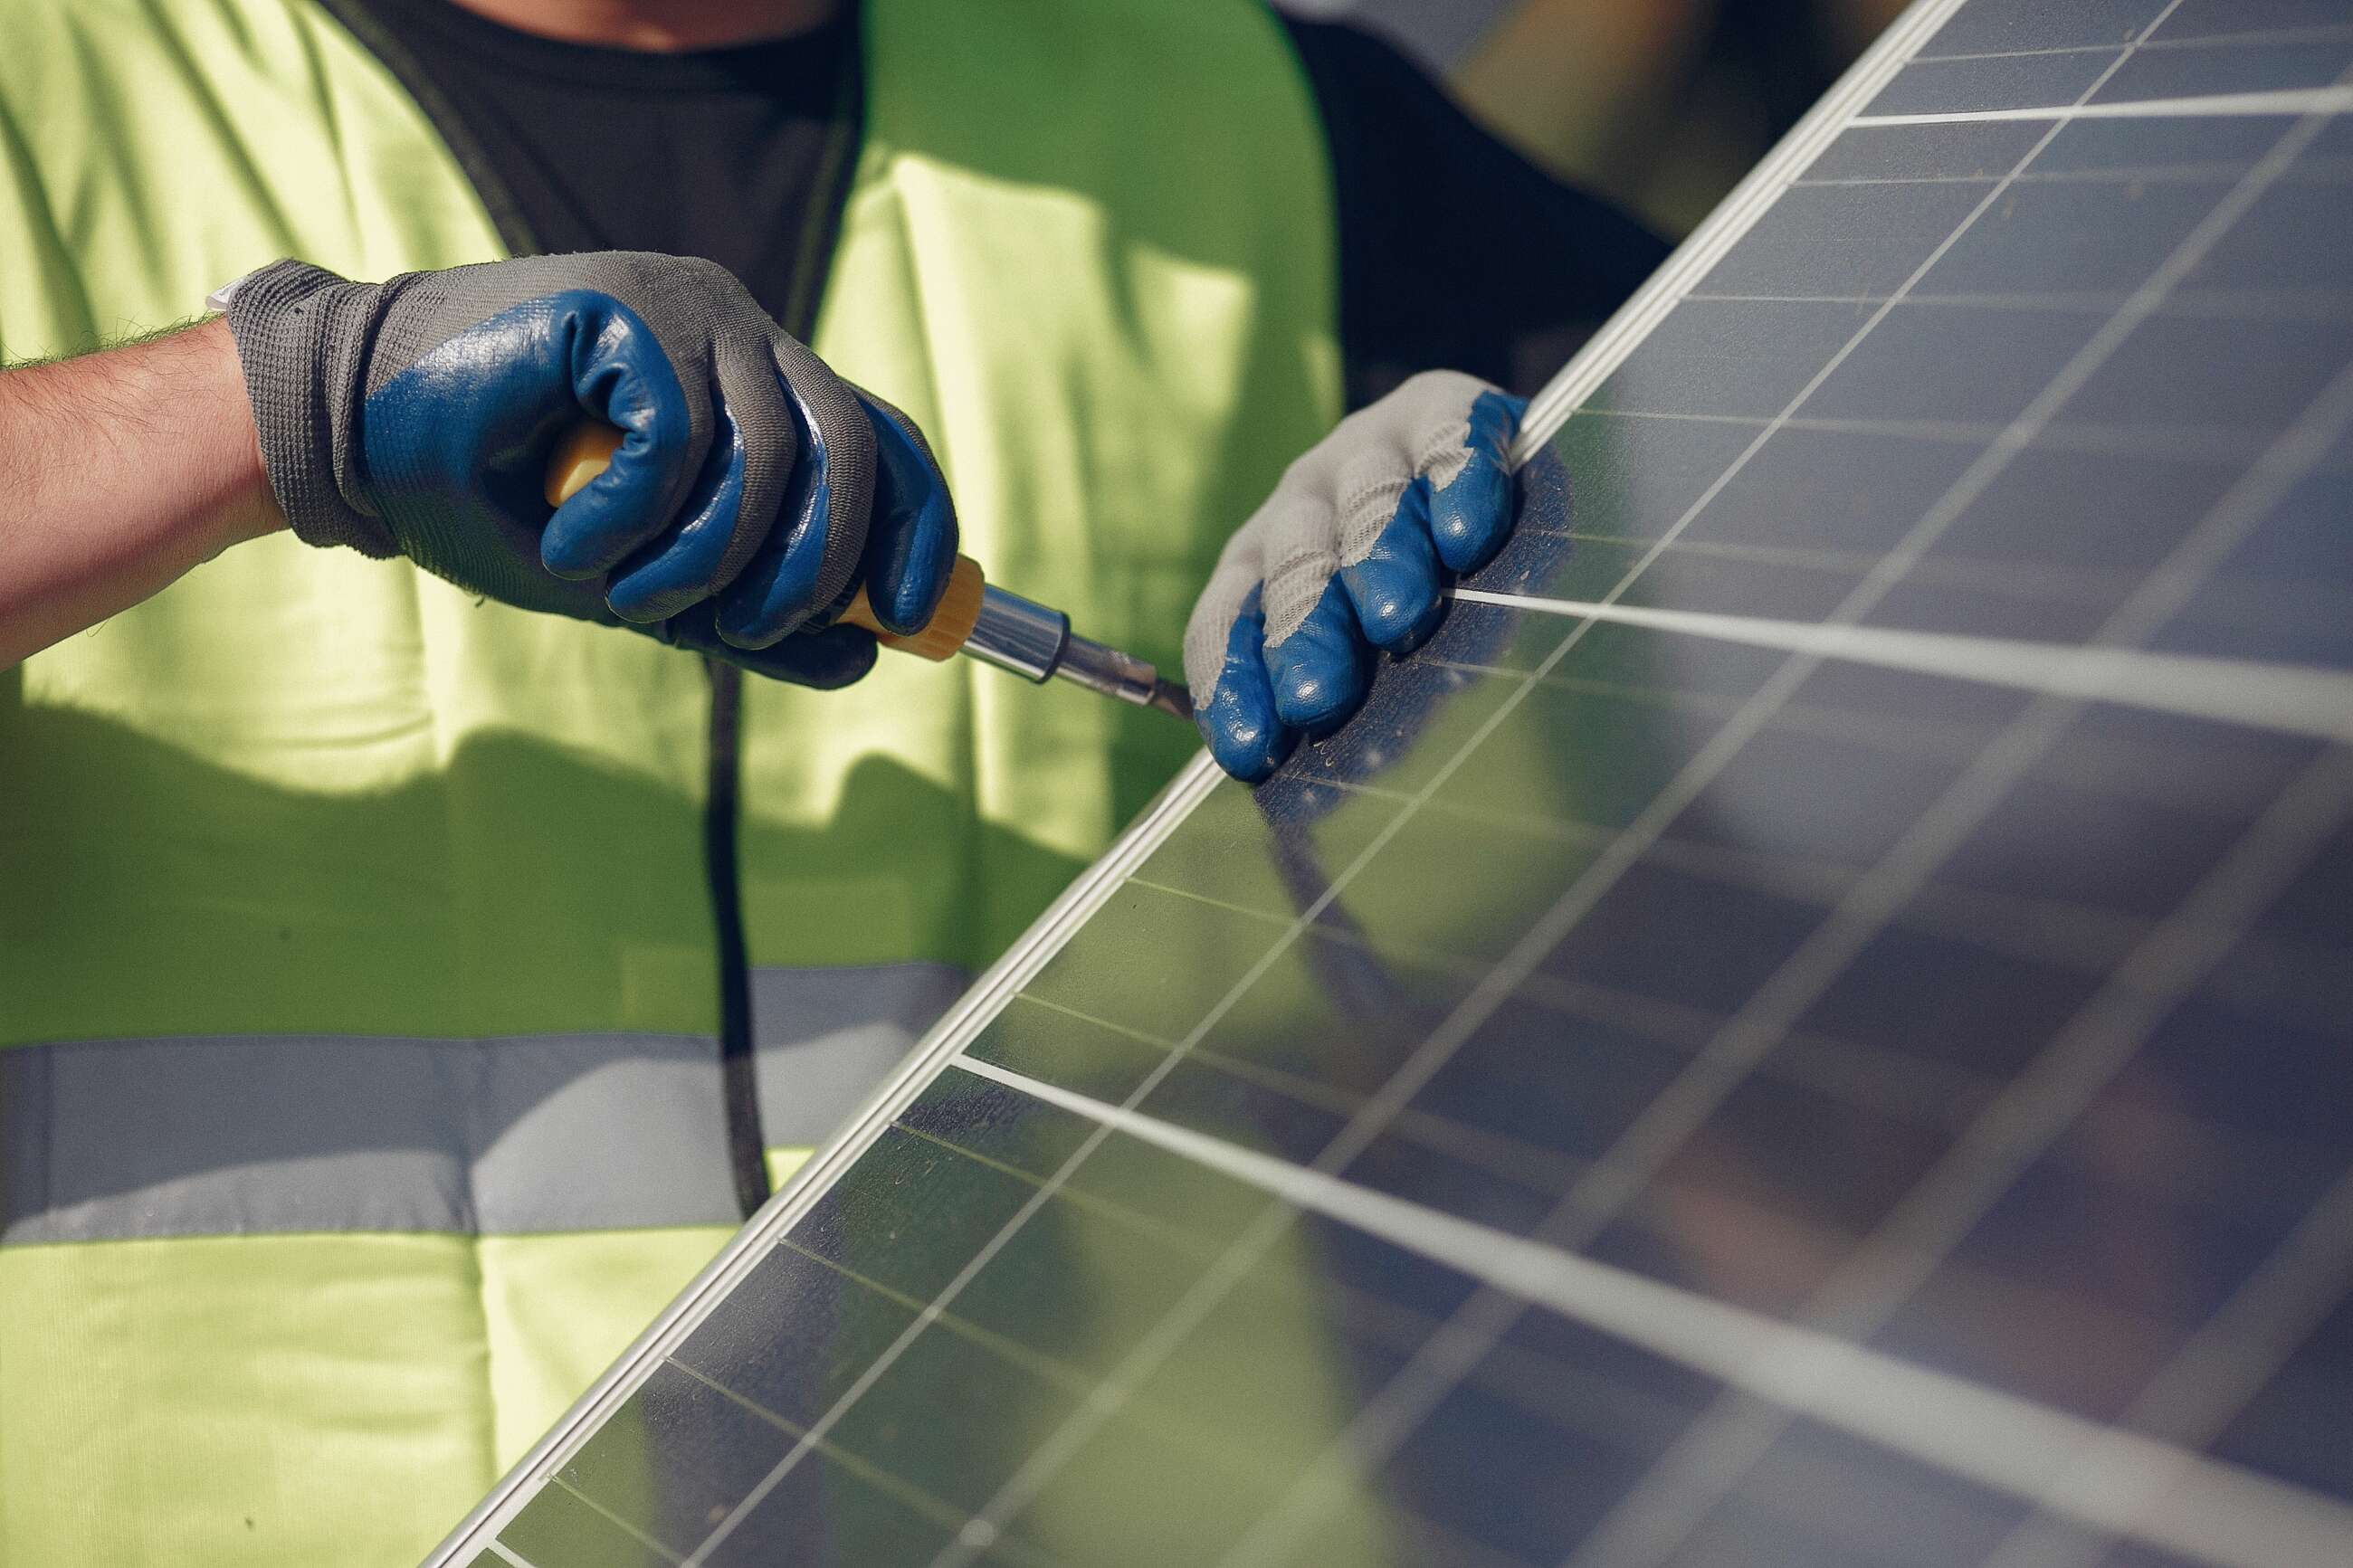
[0,317,284,669]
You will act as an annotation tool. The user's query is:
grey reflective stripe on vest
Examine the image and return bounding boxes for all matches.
[2,962,969,1243]
[748,961,967,1147]
[1,1032,742,1243]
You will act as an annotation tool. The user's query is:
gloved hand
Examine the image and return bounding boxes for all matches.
[1183,371,1525,781]
[223,252,956,686]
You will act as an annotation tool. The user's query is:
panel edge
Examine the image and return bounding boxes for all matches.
[419,753,1227,1565]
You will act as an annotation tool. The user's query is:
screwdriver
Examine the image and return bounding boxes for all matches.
[546,423,1194,722]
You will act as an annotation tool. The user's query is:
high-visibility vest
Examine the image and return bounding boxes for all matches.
[0,0,1340,1561]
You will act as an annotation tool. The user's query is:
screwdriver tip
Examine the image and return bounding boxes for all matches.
[1148,679,1195,723]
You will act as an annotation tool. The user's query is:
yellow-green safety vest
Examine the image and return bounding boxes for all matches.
[0,0,1341,1561]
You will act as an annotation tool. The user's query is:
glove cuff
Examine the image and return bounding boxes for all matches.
[224,259,399,557]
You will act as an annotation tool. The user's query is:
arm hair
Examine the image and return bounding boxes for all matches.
[0,316,284,667]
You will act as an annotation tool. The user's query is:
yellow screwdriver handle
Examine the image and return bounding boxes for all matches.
[544,420,983,662]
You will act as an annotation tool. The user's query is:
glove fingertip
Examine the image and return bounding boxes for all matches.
[708,622,881,689]
[602,415,764,618]
[1429,465,1517,577]
[1269,580,1370,734]
[542,486,640,581]
[1341,480,1444,653]
[545,292,709,577]
[1200,590,1295,784]
[858,394,959,636]
[1204,677,1294,784]
[1426,389,1526,575]
[748,623,880,689]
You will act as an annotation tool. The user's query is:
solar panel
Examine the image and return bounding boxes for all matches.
[428,1,2353,1563]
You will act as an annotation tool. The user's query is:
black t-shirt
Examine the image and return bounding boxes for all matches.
[343,0,1668,405]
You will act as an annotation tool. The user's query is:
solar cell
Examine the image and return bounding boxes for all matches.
[427,0,2353,1563]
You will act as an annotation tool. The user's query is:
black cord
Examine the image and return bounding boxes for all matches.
[328,0,872,1221]
[702,658,771,1218]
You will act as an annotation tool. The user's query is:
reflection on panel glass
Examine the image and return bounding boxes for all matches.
[466,3,2353,1564]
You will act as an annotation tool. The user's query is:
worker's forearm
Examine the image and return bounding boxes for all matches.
[0,316,283,668]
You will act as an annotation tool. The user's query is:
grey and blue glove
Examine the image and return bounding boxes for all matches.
[224,252,955,686]
[1184,371,1525,781]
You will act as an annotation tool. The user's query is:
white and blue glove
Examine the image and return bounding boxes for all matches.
[1184,372,1526,781]
[224,253,956,687]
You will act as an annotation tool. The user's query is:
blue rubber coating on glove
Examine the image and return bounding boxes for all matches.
[1338,476,1445,653]
[1428,391,1526,574]
[1269,576,1372,733]
[538,298,703,579]
[653,605,879,689]
[1201,587,1296,784]
[606,407,752,622]
[714,372,843,649]
[854,394,959,635]
[364,292,693,597]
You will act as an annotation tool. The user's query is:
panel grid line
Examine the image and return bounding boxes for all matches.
[1005,984,1596,1194]
[872,1125,1223,1266]
[1572,404,2353,468]
[422,751,1234,1563]
[659,1358,1071,1568]
[1370,285,2353,1568]
[888,1106,1704,1493]
[1515,0,1981,454]
[1066,879,2337,1184]
[1551,346,2353,1568]
[949,1053,2353,1568]
[543,1478,685,1567]
[1566,751,2353,1568]
[1448,585,2353,742]
[909,12,2302,1554]
[885,31,2055,1538]
[1683,289,2353,316]
[753,1117,1738,1567]
[753,1232,1140,1408]
[1406,655,2348,818]
[1851,85,2353,127]
[907,575,1686,1566]
[682,551,1617,1563]
[420,5,2353,1564]
[1975,1161,2353,1568]
[1789,169,2353,190]
[1005,966,2326,1253]
[1909,24,2353,67]
[1525,532,2162,609]
[1217,10,2353,1563]
[999,970,2325,1337]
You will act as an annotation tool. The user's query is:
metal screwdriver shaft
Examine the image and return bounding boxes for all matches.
[545,423,1192,721]
[958,582,1195,720]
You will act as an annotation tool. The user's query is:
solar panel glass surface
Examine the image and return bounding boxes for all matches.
[435,1,2353,1563]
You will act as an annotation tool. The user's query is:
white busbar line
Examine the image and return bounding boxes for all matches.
[1448,587,2353,745]
[949,1054,2353,1568]
[484,1544,538,1568]
[1852,85,2353,128]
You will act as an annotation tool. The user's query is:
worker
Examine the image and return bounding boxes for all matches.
[0,0,1664,1562]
